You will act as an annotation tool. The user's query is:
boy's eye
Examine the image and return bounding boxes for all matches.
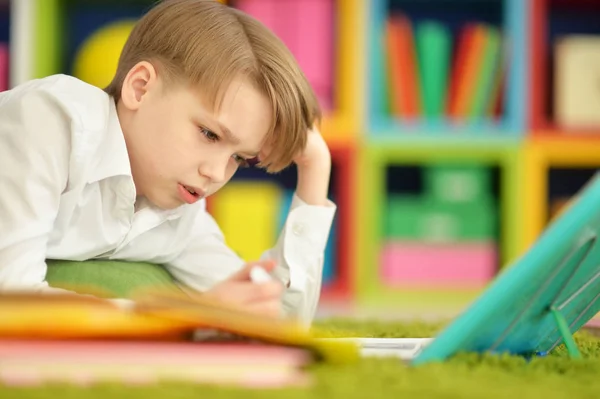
[200,127,219,142]
[232,154,250,168]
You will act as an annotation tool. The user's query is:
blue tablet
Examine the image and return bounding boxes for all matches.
[412,172,600,365]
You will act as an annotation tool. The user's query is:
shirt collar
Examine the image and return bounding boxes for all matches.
[86,96,133,184]
[87,95,190,221]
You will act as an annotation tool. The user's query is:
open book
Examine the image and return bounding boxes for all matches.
[0,290,357,387]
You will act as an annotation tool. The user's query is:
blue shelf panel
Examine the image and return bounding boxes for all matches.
[367,0,527,137]
[366,132,522,148]
[369,115,521,137]
[0,2,9,43]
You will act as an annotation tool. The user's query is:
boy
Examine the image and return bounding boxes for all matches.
[0,0,335,325]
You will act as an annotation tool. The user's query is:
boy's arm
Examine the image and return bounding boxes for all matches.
[259,192,336,323]
[166,129,336,324]
[165,196,335,324]
[266,128,336,321]
[0,88,70,291]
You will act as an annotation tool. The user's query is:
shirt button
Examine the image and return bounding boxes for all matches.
[292,223,304,236]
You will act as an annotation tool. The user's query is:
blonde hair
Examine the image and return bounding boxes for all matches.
[105,0,321,172]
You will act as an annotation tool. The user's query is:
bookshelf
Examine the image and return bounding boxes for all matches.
[3,0,599,317]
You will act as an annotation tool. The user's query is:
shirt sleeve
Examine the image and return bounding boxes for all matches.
[0,87,71,291]
[165,193,336,325]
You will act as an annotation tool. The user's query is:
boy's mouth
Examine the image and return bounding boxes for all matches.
[178,183,205,204]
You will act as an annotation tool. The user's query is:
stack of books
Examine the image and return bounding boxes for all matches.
[0,290,357,388]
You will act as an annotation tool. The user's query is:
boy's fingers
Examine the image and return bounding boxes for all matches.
[213,280,282,305]
[245,300,282,319]
[251,280,284,299]
[228,259,277,281]
[235,281,283,303]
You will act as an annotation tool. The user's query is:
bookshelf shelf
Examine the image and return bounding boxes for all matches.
[523,139,600,252]
[529,0,600,136]
[357,140,524,308]
[367,0,527,138]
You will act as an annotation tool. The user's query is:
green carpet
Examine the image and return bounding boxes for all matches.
[1,319,599,399]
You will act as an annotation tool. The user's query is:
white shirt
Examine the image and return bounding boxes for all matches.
[0,75,336,324]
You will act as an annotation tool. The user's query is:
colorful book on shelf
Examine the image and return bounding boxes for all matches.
[415,21,451,119]
[446,24,473,118]
[385,14,420,119]
[469,26,503,119]
[487,51,506,118]
[447,23,487,120]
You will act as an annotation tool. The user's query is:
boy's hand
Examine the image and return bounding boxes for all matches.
[203,260,284,318]
[293,127,331,169]
[293,127,332,206]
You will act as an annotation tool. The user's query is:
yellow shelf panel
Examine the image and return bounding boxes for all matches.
[522,139,600,252]
[320,0,364,142]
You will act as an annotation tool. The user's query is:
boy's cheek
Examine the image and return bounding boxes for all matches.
[206,182,227,197]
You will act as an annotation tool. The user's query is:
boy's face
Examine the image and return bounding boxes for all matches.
[118,62,272,210]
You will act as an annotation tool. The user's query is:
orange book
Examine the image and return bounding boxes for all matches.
[447,24,487,119]
[0,290,358,364]
[386,18,403,116]
[447,25,474,116]
[386,14,420,118]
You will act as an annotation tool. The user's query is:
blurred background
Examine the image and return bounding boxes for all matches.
[1,0,600,321]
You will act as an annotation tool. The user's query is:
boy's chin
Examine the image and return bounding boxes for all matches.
[146,193,187,210]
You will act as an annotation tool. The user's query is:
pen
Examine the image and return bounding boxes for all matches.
[250,266,273,283]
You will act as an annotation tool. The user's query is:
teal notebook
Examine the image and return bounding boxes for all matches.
[412,172,600,365]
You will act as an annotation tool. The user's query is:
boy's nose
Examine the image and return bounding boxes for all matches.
[198,157,228,184]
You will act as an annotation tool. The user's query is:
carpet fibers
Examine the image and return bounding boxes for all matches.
[1,319,598,399]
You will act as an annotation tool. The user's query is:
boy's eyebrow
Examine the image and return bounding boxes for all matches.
[217,121,260,157]
[217,121,240,145]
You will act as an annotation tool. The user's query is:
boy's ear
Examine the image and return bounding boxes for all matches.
[120,61,158,111]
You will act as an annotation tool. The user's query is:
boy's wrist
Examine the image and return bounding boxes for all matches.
[295,151,331,206]
[289,127,332,206]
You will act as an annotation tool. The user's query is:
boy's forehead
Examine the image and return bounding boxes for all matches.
[187,86,272,153]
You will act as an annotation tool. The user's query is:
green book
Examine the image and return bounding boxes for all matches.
[424,164,492,204]
[385,196,497,241]
[469,25,502,119]
[416,21,451,119]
